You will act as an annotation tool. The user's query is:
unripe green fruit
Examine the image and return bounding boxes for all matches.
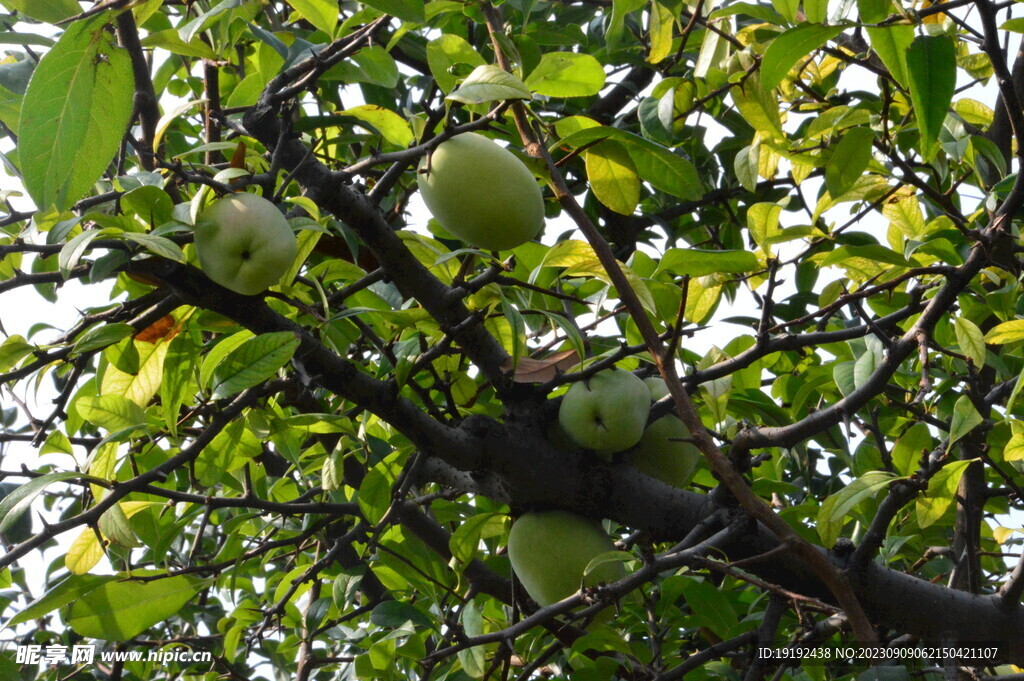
[630,414,699,488]
[631,378,699,488]
[194,193,298,296]
[418,132,545,251]
[558,369,650,453]
[507,510,625,607]
[644,376,670,401]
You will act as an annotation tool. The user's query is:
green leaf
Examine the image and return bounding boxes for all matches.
[361,0,425,23]
[984,320,1024,344]
[761,24,844,91]
[730,75,784,138]
[457,601,487,677]
[0,334,35,373]
[426,34,485,93]
[658,248,759,277]
[860,0,913,87]
[821,244,912,269]
[916,460,975,529]
[771,0,799,23]
[833,360,856,396]
[648,0,675,64]
[97,501,139,548]
[825,127,875,198]
[0,472,83,535]
[369,601,436,630]
[0,0,81,23]
[734,143,758,192]
[585,140,640,215]
[285,0,337,36]
[447,64,531,105]
[3,574,116,629]
[953,317,986,368]
[818,471,899,547]
[19,15,134,211]
[947,394,983,450]
[72,323,135,355]
[1001,18,1024,33]
[905,35,956,162]
[339,104,414,147]
[200,330,255,390]
[555,123,702,199]
[747,202,782,250]
[357,463,395,526]
[67,574,199,641]
[853,336,884,390]
[625,143,703,200]
[76,394,147,433]
[583,550,634,577]
[891,422,933,476]
[1004,432,1024,462]
[449,512,507,564]
[210,331,300,399]
[679,579,738,638]
[122,232,186,263]
[58,229,105,278]
[525,52,606,98]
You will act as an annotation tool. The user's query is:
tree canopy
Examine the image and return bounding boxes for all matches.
[1,0,1024,679]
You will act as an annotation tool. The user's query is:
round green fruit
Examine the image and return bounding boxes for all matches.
[630,414,699,488]
[558,369,651,453]
[644,376,670,401]
[507,510,625,607]
[631,378,700,488]
[194,192,298,296]
[418,132,545,251]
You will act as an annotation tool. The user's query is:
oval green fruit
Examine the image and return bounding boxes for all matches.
[558,369,651,453]
[418,132,545,251]
[630,414,699,488]
[632,378,700,487]
[194,193,298,296]
[507,510,625,607]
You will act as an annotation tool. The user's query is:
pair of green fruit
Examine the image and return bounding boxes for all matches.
[559,369,700,488]
[194,132,543,295]
[507,371,701,612]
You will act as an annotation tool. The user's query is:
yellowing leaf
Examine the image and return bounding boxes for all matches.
[101,340,169,407]
[585,140,640,215]
[66,527,104,575]
[984,320,1024,344]
[916,459,975,529]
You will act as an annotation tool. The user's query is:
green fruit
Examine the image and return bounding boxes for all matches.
[631,378,700,488]
[0,483,33,544]
[507,510,625,607]
[630,414,699,488]
[644,376,670,401]
[194,192,298,296]
[558,369,650,453]
[418,132,545,251]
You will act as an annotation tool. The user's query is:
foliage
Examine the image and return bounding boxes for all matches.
[0,0,1023,679]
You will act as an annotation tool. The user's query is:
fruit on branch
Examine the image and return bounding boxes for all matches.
[507,510,626,607]
[417,132,545,251]
[629,378,699,488]
[558,369,651,453]
[193,192,298,296]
